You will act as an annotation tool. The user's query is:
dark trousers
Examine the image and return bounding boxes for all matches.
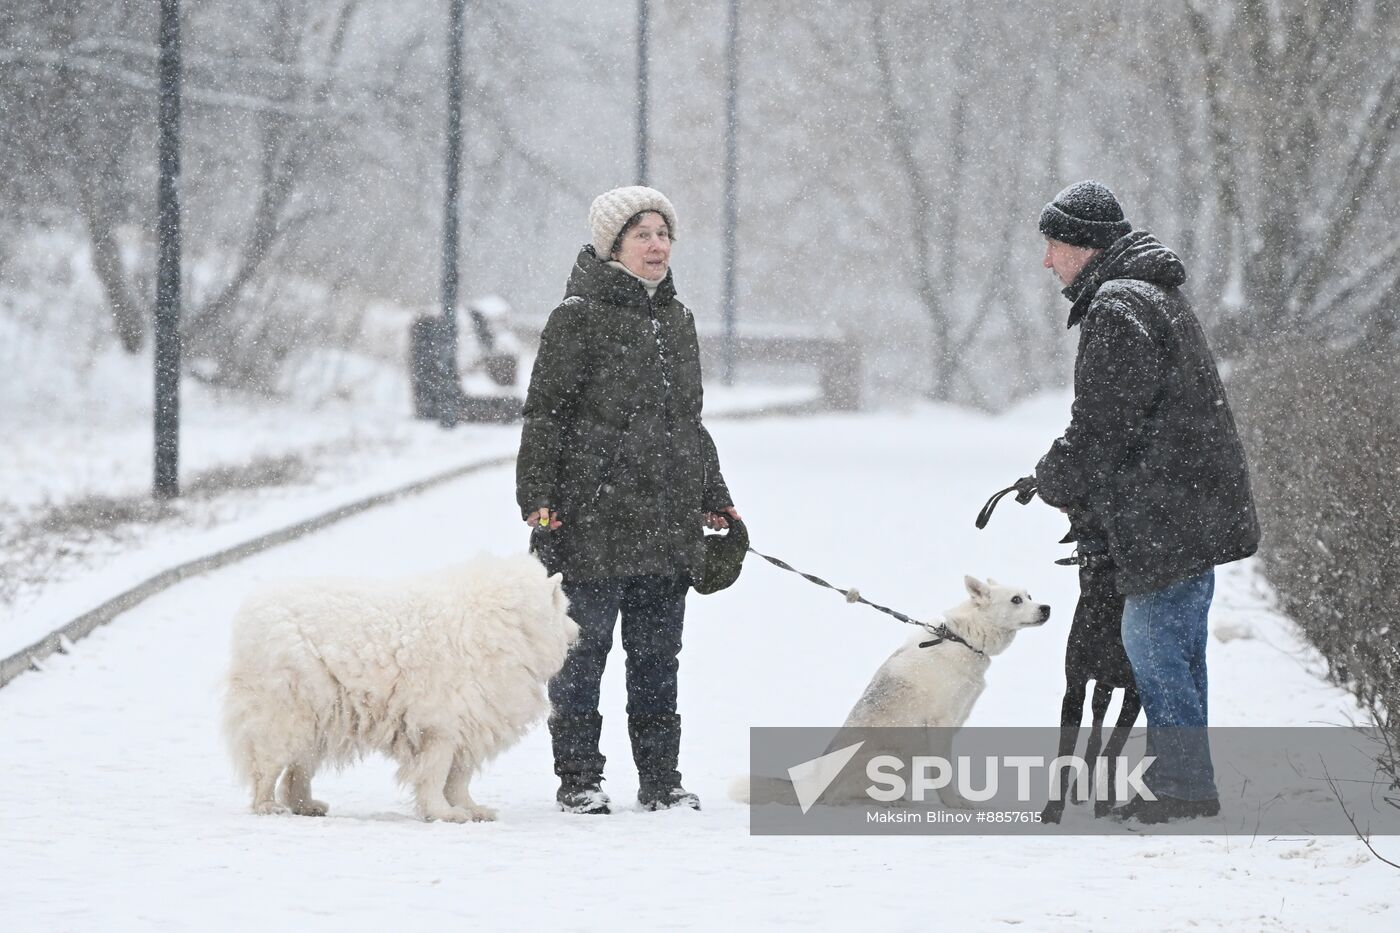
[549,574,687,717]
[548,574,687,783]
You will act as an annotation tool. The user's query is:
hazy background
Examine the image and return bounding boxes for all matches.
[1,0,1396,796]
[4,0,1397,408]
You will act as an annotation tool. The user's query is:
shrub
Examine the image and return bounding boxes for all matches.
[1232,343,1399,782]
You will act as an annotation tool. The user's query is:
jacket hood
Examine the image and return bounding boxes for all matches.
[565,245,677,307]
[1063,230,1186,328]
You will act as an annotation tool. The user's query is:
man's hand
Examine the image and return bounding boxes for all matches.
[525,507,563,530]
[705,506,743,530]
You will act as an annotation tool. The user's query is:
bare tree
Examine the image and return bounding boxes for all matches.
[1,0,586,392]
[1182,0,1400,345]
[11,0,1391,404]
[20,2,156,352]
[1,0,359,359]
[178,0,362,385]
[868,2,959,399]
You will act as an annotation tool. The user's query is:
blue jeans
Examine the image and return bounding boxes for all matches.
[1120,568,1218,801]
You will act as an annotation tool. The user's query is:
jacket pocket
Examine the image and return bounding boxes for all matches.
[558,418,623,515]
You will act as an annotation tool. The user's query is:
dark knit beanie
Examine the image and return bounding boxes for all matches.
[1038,181,1132,249]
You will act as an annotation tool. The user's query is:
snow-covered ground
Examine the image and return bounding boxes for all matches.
[1,398,1395,932]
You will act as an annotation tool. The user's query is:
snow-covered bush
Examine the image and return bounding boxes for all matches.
[1233,344,1399,782]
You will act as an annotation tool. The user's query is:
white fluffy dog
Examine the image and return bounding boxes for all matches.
[223,553,578,822]
[737,576,1050,807]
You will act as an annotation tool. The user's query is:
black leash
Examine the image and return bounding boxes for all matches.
[745,547,984,656]
[975,475,1114,570]
[739,474,1049,655]
[975,475,1038,529]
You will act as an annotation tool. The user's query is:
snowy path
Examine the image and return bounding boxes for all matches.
[2,402,1395,931]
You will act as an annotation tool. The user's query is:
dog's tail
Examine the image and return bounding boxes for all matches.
[728,775,801,806]
[222,668,310,790]
[222,674,258,789]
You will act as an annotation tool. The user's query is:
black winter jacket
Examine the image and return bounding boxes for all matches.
[1036,231,1260,594]
[516,246,732,581]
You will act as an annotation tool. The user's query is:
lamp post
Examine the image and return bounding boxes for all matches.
[154,0,182,498]
[440,0,467,384]
[721,0,739,385]
[636,0,649,184]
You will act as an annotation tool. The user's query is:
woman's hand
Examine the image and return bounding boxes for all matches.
[704,506,742,530]
[525,507,564,530]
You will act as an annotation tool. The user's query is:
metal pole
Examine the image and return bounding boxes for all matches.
[154,0,182,499]
[637,0,649,184]
[441,0,466,375]
[721,0,739,386]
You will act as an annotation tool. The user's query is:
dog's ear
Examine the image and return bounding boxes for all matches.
[549,573,568,613]
[964,575,991,604]
[987,576,999,586]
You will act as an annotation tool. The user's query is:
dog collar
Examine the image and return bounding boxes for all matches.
[918,624,985,656]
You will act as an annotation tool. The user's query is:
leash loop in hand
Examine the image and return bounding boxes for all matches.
[974,476,1038,529]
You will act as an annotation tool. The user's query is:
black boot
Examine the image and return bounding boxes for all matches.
[557,775,611,815]
[629,713,700,811]
[1115,794,1219,825]
[550,713,610,815]
[638,783,700,811]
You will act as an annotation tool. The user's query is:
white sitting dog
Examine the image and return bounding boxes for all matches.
[840,575,1050,730]
[223,553,578,822]
[737,575,1050,807]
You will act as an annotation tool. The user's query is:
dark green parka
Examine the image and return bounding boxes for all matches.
[516,246,733,581]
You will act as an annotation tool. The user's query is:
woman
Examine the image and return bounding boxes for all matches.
[516,186,740,814]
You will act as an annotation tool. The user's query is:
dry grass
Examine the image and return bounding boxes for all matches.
[0,454,309,607]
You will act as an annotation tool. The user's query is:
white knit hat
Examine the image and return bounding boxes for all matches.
[589,186,678,258]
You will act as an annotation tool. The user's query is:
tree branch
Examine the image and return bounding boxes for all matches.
[0,49,320,118]
[867,3,955,396]
[49,2,146,354]
[1308,236,1400,325]
[1292,56,1400,312]
[1322,759,1400,871]
[75,169,144,353]
[1181,1,1243,229]
[184,0,363,346]
[1352,262,1400,338]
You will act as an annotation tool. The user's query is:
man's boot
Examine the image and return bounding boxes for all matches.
[629,713,699,811]
[550,712,610,815]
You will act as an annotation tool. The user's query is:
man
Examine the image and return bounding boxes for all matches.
[1033,180,1260,824]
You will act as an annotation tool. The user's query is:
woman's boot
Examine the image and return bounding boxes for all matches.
[629,713,699,810]
[550,712,611,814]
